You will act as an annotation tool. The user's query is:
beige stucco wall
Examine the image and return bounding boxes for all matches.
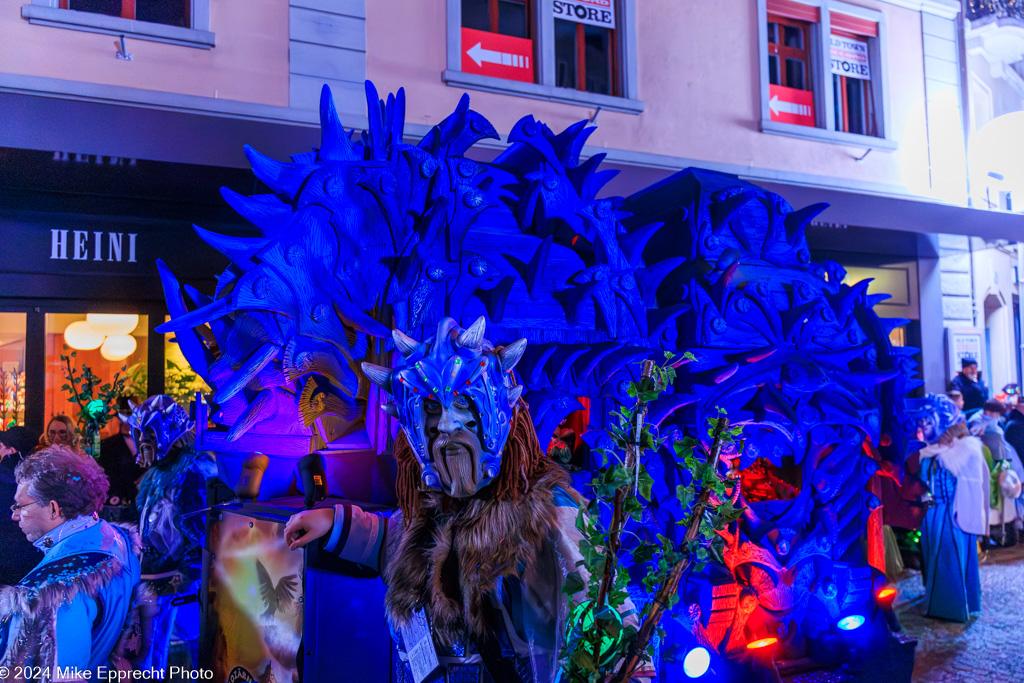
[366,0,934,194]
[0,0,289,106]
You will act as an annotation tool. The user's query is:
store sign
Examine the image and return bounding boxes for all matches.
[830,35,871,80]
[461,28,534,83]
[50,229,138,263]
[552,0,616,29]
[768,84,815,127]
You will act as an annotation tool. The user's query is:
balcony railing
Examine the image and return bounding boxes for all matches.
[967,0,1024,22]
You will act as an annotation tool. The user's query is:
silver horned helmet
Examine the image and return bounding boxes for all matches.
[127,395,195,467]
[361,317,526,497]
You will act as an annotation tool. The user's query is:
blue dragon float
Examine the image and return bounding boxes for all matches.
[156,82,919,671]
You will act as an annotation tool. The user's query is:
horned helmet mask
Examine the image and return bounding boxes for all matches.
[906,393,964,445]
[361,317,526,498]
[127,395,195,467]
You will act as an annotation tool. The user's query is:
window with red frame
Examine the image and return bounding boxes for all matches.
[554,18,617,96]
[462,0,531,38]
[62,0,190,27]
[767,13,813,92]
[830,15,879,137]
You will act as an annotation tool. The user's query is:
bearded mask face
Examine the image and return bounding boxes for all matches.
[127,395,195,467]
[362,317,526,498]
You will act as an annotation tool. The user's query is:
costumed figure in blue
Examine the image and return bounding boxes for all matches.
[129,395,216,670]
[0,445,143,682]
[284,317,654,683]
[908,393,988,622]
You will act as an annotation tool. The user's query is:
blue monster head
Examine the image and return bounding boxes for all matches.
[361,317,526,497]
[905,393,964,444]
[128,395,195,467]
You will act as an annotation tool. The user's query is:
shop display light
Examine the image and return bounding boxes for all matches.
[683,646,711,678]
[86,313,139,336]
[64,320,105,350]
[100,334,138,361]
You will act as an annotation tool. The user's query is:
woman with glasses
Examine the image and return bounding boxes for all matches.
[0,444,144,678]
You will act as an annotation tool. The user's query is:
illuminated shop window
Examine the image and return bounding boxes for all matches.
[0,313,27,428]
[45,313,149,440]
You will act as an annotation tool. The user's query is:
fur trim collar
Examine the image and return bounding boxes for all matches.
[0,523,141,682]
[383,465,569,645]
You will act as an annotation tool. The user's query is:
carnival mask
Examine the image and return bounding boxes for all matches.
[906,393,964,445]
[127,395,195,467]
[361,317,526,498]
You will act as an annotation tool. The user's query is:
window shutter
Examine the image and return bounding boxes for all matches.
[767,0,821,23]
[831,13,878,37]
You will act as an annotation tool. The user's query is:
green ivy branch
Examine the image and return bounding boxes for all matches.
[60,346,128,454]
[561,351,746,683]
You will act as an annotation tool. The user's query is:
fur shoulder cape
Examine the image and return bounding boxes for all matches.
[0,522,142,680]
[383,463,571,646]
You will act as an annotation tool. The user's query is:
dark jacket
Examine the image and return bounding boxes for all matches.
[0,455,41,585]
[1004,410,1024,466]
[951,373,988,412]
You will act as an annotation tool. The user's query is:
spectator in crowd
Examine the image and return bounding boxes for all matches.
[950,358,989,413]
[0,445,143,673]
[947,390,965,411]
[0,427,42,585]
[970,400,1024,545]
[38,414,86,455]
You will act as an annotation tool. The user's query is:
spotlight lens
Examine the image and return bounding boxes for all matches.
[683,647,710,678]
[837,615,865,631]
[746,637,778,650]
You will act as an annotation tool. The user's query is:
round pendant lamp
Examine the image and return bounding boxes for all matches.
[86,313,139,336]
[100,334,138,361]
[64,321,105,350]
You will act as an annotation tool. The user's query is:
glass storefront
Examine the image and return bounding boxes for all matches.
[0,313,27,428]
[44,312,150,439]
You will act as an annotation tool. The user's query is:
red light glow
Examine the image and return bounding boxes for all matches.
[876,587,897,606]
[746,637,778,650]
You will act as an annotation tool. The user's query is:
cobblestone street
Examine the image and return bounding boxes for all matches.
[896,544,1024,682]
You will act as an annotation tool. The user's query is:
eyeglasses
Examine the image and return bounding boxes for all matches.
[10,500,43,513]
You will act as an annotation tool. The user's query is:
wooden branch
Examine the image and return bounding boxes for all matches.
[610,416,729,683]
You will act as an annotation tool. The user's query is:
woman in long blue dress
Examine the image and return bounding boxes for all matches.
[909,394,988,622]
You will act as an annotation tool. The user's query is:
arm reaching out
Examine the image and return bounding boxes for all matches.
[284,508,335,550]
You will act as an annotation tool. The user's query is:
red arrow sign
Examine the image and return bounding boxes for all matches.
[768,84,815,127]
[461,28,534,83]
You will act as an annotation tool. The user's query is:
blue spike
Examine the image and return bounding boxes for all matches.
[193,225,268,271]
[364,80,386,159]
[156,259,211,380]
[156,295,237,334]
[619,221,666,267]
[710,191,756,233]
[214,342,280,404]
[319,84,359,161]
[220,188,292,239]
[526,236,552,300]
[784,202,829,243]
[244,145,314,199]
[635,257,686,306]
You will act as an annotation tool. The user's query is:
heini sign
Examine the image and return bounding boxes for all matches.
[51,229,138,262]
[830,35,871,80]
[552,0,615,29]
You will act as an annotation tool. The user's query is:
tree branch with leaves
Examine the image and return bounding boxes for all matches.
[59,346,128,457]
[561,351,745,683]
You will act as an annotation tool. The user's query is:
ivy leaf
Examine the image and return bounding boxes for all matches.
[637,468,654,501]
[563,571,586,596]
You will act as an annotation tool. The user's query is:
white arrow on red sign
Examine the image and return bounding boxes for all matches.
[466,42,530,69]
[769,95,812,119]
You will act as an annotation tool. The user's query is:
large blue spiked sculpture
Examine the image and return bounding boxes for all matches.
[157,82,918,659]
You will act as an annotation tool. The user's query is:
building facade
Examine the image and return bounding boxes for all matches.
[2,0,1023,433]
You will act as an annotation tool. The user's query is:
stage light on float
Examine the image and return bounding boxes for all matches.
[876,587,897,609]
[64,321,105,350]
[682,646,711,678]
[100,334,137,361]
[86,313,139,336]
[836,615,865,631]
[746,637,778,650]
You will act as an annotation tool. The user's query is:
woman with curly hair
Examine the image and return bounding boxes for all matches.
[0,445,143,679]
